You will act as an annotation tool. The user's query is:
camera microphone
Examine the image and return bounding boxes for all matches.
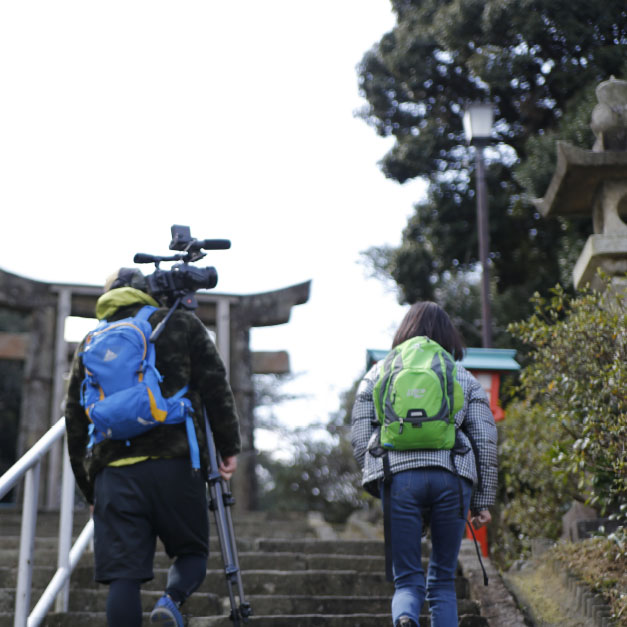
[197,239,231,251]
[134,253,158,264]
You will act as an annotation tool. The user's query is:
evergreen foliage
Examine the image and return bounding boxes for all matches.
[495,279,626,562]
[357,1,627,343]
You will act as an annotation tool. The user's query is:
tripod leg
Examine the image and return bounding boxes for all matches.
[208,479,241,624]
[216,481,252,620]
[204,410,252,624]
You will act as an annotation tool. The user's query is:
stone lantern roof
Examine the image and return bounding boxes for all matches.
[536,77,627,291]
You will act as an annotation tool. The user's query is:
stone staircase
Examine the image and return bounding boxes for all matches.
[0,508,488,626]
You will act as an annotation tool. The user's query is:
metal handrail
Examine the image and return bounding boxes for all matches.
[0,420,66,498]
[0,417,94,627]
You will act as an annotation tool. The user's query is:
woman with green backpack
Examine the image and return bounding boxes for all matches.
[351,301,497,627]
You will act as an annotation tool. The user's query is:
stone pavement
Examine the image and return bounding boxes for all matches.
[5,507,612,625]
[1,509,486,626]
[456,540,527,627]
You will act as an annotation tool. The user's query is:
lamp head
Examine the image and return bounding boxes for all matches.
[463,102,494,145]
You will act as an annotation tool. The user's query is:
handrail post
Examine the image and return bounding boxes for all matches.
[14,462,41,627]
[46,287,71,510]
[55,437,75,612]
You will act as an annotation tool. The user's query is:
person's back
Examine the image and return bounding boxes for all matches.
[65,268,241,627]
[351,301,497,627]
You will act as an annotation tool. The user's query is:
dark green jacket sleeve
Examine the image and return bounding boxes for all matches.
[64,344,95,503]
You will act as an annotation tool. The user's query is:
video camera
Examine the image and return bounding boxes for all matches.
[134,225,231,308]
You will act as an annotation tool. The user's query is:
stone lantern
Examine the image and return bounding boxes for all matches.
[537,77,627,293]
[536,78,626,539]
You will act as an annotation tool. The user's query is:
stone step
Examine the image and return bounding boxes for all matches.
[0,567,469,600]
[23,611,488,627]
[0,538,398,572]
[0,587,221,614]
[0,590,480,621]
[0,535,258,553]
[0,536,390,555]
[0,518,314,541]
[22,587,478,616]
[254,538,390,555]
[187,615,488,627]
[0,549,390,573]
[0,509,308,523]
[0,511,91,537]
[0,509,487,626]
[234,596,480,618]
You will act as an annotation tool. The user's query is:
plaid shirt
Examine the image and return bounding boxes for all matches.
[351,362,498,512]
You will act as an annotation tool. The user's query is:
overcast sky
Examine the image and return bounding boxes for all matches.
[0,2,427,444]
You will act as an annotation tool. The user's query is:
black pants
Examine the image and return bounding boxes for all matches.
[93,457,209,583]
[93,458,209,625]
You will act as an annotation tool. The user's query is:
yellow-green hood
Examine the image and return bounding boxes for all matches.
[95,287,160,321]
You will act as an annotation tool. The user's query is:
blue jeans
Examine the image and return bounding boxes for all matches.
[381,467,472,627]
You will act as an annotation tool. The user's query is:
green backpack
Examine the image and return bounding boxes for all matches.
[372,336,464,451]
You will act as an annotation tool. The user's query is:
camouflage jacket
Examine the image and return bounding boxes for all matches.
[64,287,241,504]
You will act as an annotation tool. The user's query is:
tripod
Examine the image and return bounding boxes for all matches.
[150,295,252,624]
[203,407,252,624]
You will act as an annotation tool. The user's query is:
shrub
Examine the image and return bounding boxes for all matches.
[494,400,574,563]
[509,281,626,516]
[495,278,626,563]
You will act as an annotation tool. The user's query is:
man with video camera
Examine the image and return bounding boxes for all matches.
[64,266,241,627]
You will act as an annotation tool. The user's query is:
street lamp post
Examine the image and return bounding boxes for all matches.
[463,102,494,348]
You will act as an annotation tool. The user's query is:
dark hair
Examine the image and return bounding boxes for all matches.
[392,301,465,360]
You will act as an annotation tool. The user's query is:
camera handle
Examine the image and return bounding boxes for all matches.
[149,296,183,343]
[149,299,252,625]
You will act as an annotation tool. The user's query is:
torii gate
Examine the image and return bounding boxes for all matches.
[0,267,310,511]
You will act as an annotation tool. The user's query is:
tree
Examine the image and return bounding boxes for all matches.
[254,376,366,523]
[357,0,627,344]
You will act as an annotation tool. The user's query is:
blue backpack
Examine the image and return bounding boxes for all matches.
[79,305,200,469]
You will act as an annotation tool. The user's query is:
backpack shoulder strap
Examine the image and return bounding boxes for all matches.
[134,305,159,352]
[134,305,159,323]
[381,452,394,582]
